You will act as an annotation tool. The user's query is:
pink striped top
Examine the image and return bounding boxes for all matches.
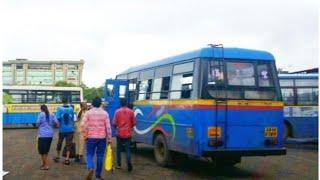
[80,107,112,141]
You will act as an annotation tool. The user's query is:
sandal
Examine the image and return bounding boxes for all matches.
[40,166,49,170]
[86,169,94,180]
[63,159,70,165]
[53,157,60,163]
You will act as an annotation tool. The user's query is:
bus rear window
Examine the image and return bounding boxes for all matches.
[204,60,280,100]
[227,62,255,86]
[257,64,273,87]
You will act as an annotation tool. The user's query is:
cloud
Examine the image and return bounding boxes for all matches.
[1,0,318,87]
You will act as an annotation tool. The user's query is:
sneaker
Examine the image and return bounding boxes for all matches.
[127,163,133,172]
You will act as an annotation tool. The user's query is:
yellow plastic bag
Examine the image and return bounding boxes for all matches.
[104,144,113,171]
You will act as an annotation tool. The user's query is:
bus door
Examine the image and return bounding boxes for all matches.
[214,100,227,148]
[104,79,129,137]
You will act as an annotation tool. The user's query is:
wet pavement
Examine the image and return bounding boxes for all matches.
[3,129,318,180]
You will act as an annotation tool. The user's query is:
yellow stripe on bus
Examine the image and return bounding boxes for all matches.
[3,104,80,113]
[133,99,215,106]
[227,100,283,107]
[133,99,283,107]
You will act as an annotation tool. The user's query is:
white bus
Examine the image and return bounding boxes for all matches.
[3,86,83,125]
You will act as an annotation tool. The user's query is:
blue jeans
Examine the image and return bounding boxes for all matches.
[86,138,106,178]
[116,137,132,166]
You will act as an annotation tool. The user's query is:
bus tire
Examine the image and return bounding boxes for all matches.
[284,121,292,139]
[153,134,170,167]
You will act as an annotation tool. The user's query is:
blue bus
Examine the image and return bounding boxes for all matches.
[105,45,286,166]
[3,85,82,126]
[279,73,318,139]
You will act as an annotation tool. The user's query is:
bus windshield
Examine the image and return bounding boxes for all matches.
[204,59,280,100]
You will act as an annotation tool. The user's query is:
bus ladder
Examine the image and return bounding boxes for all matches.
[208,44,227,148]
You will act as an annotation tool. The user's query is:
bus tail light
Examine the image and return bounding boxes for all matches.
[264,139,278,145]
[208,126,221,137]
[208,139,223,147]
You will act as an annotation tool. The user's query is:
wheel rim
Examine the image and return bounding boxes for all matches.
[156,141,164,156]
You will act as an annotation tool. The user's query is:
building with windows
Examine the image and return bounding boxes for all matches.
[3,59,84,86]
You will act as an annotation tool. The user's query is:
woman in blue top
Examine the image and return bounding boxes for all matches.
[36,104,58,170]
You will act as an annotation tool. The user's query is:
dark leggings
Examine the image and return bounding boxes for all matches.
[56,132,74,152]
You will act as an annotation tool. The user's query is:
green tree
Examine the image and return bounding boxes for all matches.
[55,81,104,102]
[83,87,104,102]
[3,92,13,104]
[55,81,77,87]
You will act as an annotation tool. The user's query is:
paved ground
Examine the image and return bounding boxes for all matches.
[3,129,318,180]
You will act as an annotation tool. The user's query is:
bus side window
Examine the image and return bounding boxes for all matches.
[71,91,81,103]
[297,88,318,105]
[46,91,55,103]
[106,84,114,97]
[119,85,127,98]
[152,76,171,100]
[160,77,170,99]
[170,73,193,99]
[128,78,137,104]
[146,79,153,100]
[281,88,295,105]
[138,79,153,100]
[152,78,162,100]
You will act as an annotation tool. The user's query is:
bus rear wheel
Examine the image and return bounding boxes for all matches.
[154,134,171,167]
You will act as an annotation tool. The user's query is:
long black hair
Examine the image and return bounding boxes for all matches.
[40,104,50,122]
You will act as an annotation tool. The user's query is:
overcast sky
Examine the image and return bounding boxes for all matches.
[0,0,318,87]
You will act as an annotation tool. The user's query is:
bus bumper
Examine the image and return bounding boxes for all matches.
[202,148,287,157]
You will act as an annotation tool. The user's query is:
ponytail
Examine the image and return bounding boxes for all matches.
[40,105,50,122]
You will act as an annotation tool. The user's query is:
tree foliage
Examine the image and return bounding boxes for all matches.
[83,87,104,102]
[3,92,13,104]
[55,81,77,87]
[54,80,103,102]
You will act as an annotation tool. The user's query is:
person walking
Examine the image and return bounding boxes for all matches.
[75,102,88,164]
[81,97,112,180]
[36,104,58,170]
[113,98,136,172]
[53,97,75,165]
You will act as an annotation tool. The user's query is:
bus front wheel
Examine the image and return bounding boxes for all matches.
[154,134,171,167]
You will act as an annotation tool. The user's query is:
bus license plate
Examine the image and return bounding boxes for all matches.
[265,127,277,137]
